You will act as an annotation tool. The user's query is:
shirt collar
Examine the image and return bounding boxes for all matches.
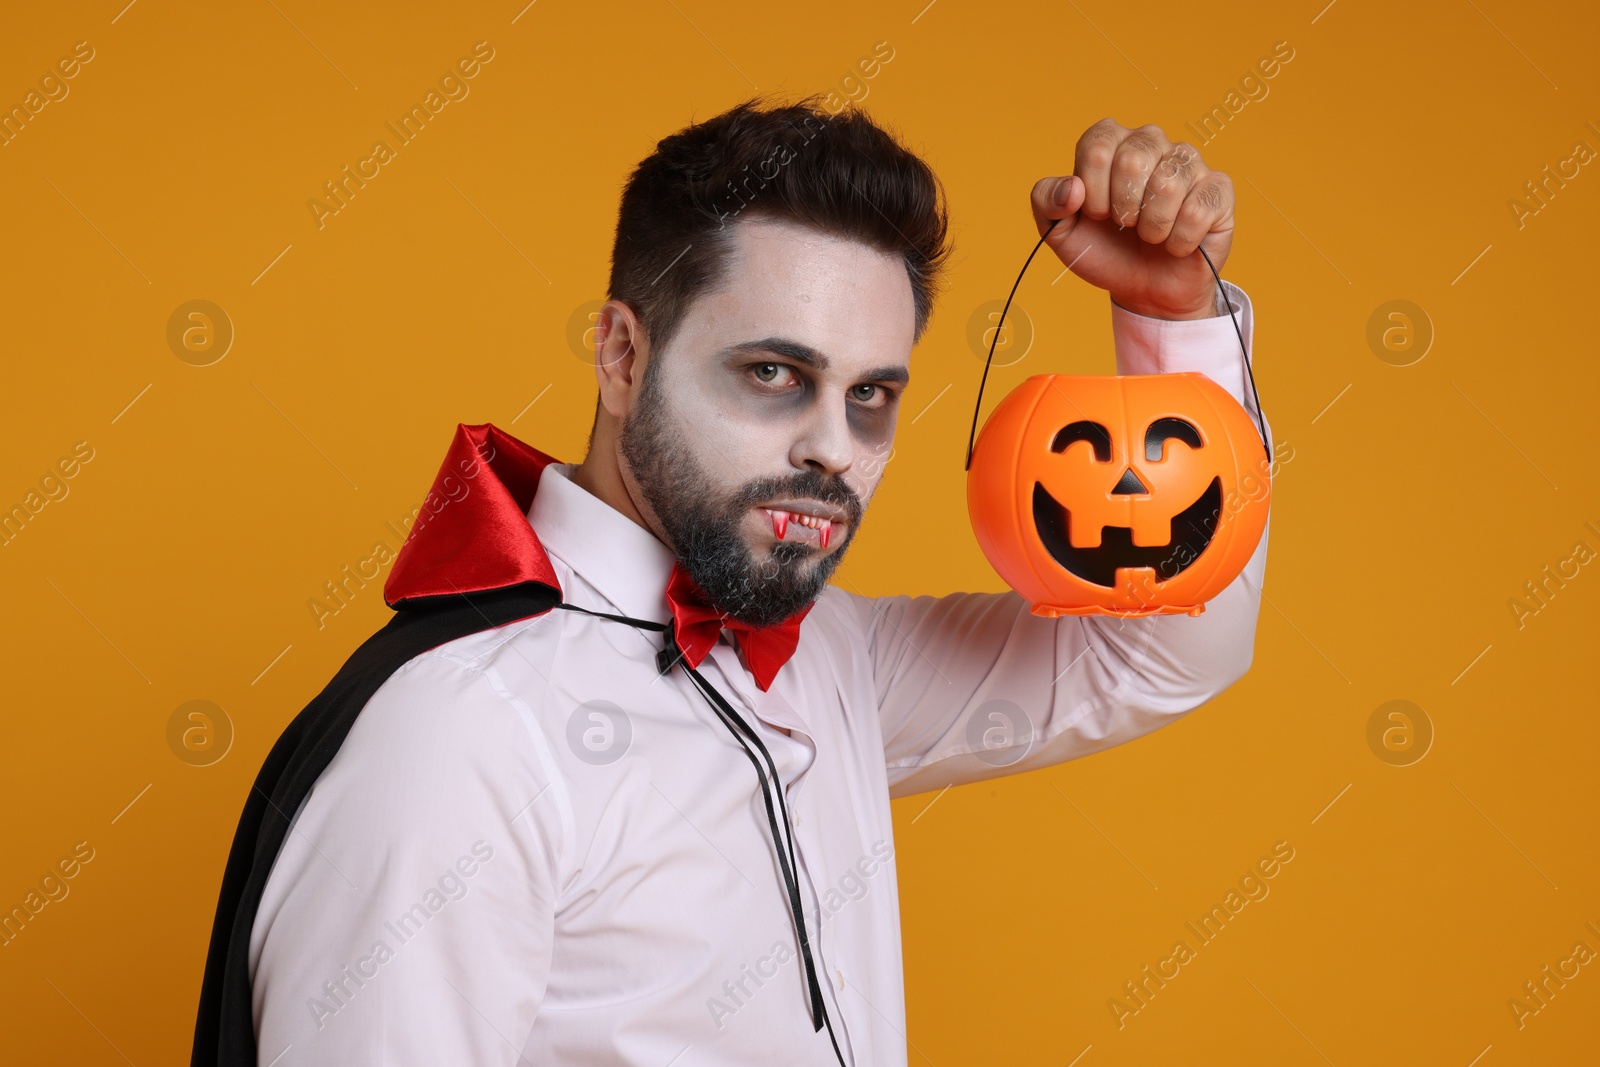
[531,461,818,738]
[528,462,677,625]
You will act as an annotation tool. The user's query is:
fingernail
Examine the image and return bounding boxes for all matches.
[1054,176,1074,206]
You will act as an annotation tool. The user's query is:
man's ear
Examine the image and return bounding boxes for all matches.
[594,300,648,419]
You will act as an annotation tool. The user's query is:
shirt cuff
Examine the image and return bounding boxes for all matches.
[1109,279,1256,414]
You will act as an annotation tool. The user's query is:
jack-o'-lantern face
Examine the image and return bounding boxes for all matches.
[1031,415,1220,587]
[967,373,1270,618]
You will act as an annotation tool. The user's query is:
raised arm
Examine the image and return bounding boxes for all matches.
[862,277,1270,799]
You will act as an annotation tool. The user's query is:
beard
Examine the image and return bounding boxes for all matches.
[618,365,864,628]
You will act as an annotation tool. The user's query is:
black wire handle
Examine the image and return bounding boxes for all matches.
[963,215,1272,470]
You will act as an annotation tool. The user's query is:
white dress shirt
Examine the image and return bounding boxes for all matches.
[249,281,1270,1066]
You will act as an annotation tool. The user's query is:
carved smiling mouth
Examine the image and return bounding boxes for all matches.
[1030,477,1222,588]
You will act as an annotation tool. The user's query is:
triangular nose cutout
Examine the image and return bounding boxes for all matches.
[1111,467,1148,495]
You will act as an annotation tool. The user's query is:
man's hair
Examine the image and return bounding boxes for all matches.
[606,93,953,362]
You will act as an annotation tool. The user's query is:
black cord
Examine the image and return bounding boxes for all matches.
[965,216,1063,471]
[675,646,850,1067]
[964,215,1271,470]
[1195,244,1272,464]
[553,602,850,1067]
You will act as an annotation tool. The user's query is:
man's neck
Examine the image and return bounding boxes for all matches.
[571,450,654,537]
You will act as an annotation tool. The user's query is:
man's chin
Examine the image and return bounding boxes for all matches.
[717,564,831,628]
[681,517,853,627]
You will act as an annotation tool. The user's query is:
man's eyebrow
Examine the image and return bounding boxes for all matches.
[720,336,910,385]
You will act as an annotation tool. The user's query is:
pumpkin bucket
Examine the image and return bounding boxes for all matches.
[963,218,1270,618]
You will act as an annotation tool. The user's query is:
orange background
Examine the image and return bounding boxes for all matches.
[3,1,1598,1063]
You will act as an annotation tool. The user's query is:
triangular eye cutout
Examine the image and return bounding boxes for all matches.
[1111,467,1148,495]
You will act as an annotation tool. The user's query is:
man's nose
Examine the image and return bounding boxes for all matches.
[790,396,855,475]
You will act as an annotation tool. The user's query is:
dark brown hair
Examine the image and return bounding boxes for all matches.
[606,93,953,361]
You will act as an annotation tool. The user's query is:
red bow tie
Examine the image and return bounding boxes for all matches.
[659,561,814,692]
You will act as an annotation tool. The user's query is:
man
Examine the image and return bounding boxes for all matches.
[200,95,1269,1065]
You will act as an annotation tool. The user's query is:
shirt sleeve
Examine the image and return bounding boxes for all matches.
[864,281,1272,799]
[248,649,569,1065]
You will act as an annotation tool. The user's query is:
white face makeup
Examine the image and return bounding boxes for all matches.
[617,215,916,624]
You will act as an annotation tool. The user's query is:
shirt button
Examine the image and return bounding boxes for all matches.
[835,968,845,991]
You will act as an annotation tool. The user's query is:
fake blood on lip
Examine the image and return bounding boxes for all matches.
[762,507,833,549]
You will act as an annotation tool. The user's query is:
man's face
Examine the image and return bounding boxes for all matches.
[618,216,915,628]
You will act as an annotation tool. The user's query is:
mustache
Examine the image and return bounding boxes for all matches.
[732,470,863,521]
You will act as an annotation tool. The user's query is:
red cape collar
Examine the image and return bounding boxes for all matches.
[383,423,566,608]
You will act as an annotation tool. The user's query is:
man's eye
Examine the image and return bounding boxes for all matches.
[751,363,795,386]
[850,384,890,407]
